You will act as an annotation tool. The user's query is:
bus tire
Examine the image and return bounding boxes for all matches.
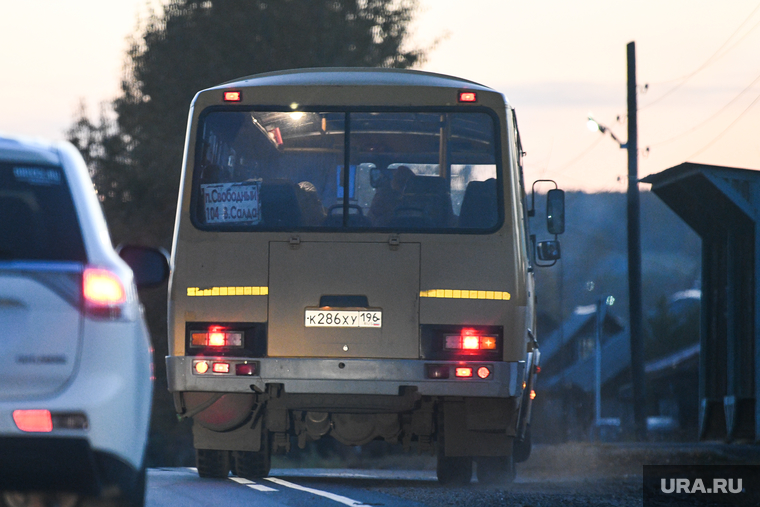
[436,455,472,486]
[195,449,230,478]
[232,449,271,479]
[476,455,515,485]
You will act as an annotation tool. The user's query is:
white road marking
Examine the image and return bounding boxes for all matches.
[264,477,373,507]
[229,475,278,492]
[229,477,254,485]
[248,484,278,492]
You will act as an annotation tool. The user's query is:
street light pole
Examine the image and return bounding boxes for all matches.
[626,41,646,441]
[587,42,647,441]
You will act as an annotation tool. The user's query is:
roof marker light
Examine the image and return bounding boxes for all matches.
[224,91,242,102]
[458,91,477,103]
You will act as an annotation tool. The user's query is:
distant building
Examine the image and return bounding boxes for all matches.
[534,294,700,442]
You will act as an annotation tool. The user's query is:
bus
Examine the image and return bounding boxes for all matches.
[167,68,562,484]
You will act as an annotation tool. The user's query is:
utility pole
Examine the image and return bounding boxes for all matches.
[627,41,647,441]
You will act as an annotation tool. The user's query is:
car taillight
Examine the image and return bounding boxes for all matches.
[191,327,243,348]
[83,267,126,318]
[13,410,53,432]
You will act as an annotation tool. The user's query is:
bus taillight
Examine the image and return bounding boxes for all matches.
[444,331,498,351]
[455,367,473,378]
[191,328,243,347]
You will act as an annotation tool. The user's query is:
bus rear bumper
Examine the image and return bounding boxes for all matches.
[166,356,525,398]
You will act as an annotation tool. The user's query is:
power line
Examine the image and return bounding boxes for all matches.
[688,90,760,159]
[639,2,760,111]
[648,70,760,147]
[554,135,606,173]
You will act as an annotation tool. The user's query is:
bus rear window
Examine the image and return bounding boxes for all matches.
[192,109,501,232]
[0,163,86,262]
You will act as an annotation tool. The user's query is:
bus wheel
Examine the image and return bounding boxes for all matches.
[475,455,515,485]
[436,455,472,486]
[195,449,230,478]
[232,449,271,479]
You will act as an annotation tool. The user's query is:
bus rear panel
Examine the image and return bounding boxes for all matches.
[168,69,537,484]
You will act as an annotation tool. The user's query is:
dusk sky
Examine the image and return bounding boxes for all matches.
[2,0,759,192]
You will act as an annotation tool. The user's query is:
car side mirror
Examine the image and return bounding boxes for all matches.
[117,245,170,288]
[536,240,561,261]
[546,189,565,235]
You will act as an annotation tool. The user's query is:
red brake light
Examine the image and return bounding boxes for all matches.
[444,331,498,352]
[84,268,126,304]
[13,410,53,432]
[477,366,492,379]
[455,367,473,378]
[458,91,477,103]
[191,328,243,348]
[462,336,479,349]
[224,91,242,102]
[208,332,225,347]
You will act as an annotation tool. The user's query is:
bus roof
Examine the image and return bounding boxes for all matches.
[217,67,495,93]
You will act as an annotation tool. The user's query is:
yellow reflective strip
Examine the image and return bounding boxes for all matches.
[419,289,512,301]
[185,286,269,296]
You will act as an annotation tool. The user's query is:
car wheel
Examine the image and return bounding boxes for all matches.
[195,449,231,478]
[436,455,472,486]
[120,465,146,507]
[232,449,271,479]
[475,455,516,485]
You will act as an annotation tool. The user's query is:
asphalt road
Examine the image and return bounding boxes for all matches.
[146,443,760,507]
[146,466,642,507]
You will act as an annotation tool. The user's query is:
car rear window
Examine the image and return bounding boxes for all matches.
[0,162,87,262]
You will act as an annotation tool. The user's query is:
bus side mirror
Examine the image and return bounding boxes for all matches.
[536,240,561,261]
[546,189,565,235]
[117,245,170,288]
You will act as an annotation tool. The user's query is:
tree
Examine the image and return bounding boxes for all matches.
[67,0,428,466]
[68,0,427,247]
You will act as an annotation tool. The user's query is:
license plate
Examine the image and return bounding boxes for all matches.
[304,309,382,328]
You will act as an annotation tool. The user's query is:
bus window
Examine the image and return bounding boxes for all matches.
[191,109,500,232]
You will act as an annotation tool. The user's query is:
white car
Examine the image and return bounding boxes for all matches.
[0,133,168,507]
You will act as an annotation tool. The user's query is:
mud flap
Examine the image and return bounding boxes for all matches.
[193,412,263,452]
[442,399,517,457]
